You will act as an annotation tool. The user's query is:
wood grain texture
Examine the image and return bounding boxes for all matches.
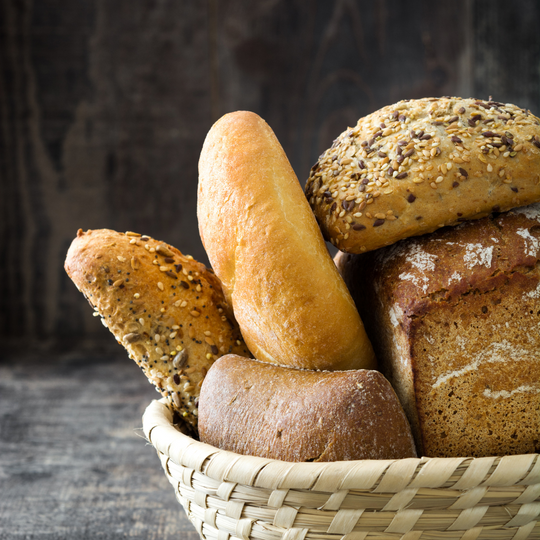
[1,0,540,353]
[1,2,540,536]
[0,353,195,539]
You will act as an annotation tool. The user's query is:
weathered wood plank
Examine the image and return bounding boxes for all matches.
[2,2,540,537]
[0,353,193,539]
[1,0,540,353]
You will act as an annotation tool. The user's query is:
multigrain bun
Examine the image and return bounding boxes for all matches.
[334,203,540,457]
[64,229,251,432]
[198,111,376,371]
[306,97,540,253]
[198,355,417,461]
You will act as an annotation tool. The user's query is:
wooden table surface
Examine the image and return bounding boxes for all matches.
[0,352,199,540]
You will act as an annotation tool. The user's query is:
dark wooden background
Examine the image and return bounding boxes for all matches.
[2,0,540,352]
[2,1,540,538]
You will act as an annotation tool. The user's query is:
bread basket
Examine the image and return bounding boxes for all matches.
[143,399,540,540]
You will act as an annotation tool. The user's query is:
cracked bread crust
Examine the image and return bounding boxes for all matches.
[335,204,540,457]
[64,228,251,433]
[307,97,540,254]
[198,354,417,461]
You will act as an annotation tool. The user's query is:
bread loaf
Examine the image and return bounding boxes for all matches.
[306,97,540,253]
[198,354,417,461]
[198,111,376,371]
[64,229,251,432]
[335,204,540,457]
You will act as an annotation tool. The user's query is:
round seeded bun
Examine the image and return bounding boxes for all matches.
[305,97,540,253]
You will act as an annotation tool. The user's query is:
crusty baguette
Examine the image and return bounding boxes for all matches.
[306,97,540,253]
[64,228,251,432]
[198,354,417,461]
[197,111,376,371]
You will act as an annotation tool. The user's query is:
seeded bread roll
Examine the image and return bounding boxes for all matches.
[198,354,417,461]
[64,228,251,432]
[306,97,540,253]
[198,111,376,371]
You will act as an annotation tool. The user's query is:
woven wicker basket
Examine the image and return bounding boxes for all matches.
[143,399,540,540]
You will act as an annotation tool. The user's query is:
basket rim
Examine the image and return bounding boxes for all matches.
[143,398,540,492]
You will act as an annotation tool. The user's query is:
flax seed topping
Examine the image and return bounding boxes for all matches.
[305,97,540,254]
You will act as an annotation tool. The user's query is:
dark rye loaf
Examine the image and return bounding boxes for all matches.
[335,203,540,457]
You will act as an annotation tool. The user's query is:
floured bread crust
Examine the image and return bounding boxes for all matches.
[65,229,251,432]
[335,203,540,457]
[198,355,417,461]
[307,97,540,253]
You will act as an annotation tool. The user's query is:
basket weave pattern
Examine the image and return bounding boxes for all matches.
[143,400,540,540]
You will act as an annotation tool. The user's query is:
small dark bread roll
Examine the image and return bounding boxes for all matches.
[65,229,251,432]
[198,354,417,462]
[306,97,540,253]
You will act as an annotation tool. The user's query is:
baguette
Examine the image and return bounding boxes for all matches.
[198,111,376,370]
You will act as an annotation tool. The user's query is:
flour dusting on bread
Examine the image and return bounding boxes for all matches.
[336,203,540,457]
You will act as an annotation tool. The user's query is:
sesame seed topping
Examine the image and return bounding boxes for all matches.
[305,97,540,249]
[157,282,164,291]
